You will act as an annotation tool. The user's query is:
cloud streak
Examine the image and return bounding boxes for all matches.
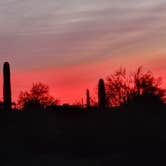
[0,0,166,69]
[0,0,165,102]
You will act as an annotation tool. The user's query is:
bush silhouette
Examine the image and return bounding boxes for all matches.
[3,62,12,111]
[18,82,58,111]
[106,66,165,112]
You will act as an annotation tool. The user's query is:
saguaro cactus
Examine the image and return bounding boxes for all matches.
[86,89,90,108]
[3,62,12,111]
[98,78,106,110]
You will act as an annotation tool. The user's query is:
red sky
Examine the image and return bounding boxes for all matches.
[0,1,166,104]
[0,53,165,104]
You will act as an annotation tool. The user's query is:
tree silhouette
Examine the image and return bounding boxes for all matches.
[128,67,165,112]
[106,67,165,111]
[18,82,58,111]
[106,68,132,106]
[3,62,12,111]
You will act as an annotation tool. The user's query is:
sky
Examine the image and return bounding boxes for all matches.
[0,0,166,104]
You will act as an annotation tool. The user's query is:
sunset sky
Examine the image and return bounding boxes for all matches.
[0,0,166,104]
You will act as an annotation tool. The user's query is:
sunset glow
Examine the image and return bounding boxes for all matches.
[0,0,166,104]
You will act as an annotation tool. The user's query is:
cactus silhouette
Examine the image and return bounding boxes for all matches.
[98,78,106,110]
[3,62,12,111]
[86,89,90,108]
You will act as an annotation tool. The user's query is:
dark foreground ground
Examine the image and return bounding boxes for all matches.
[0,109,163,165]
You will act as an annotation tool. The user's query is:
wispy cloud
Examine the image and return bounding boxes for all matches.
[0,0,166,102]
[0,0,166,70]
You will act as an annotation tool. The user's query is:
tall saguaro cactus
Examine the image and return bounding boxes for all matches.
[86,89,90,108]
[3,62,12,111]
[98,78,106,110]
